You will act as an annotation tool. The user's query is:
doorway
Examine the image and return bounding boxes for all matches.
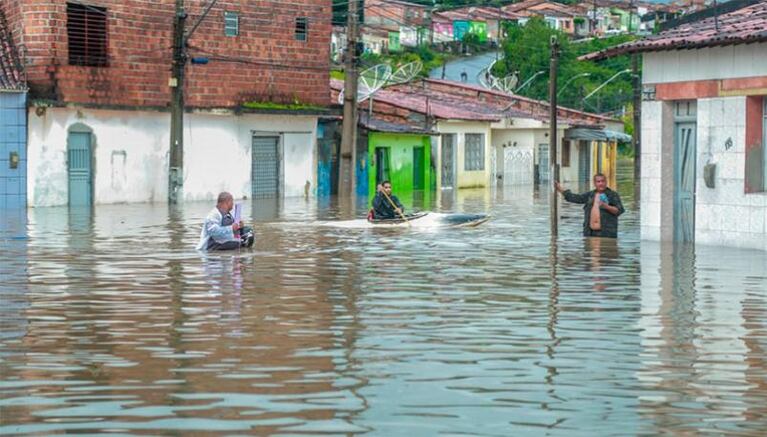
[67,131,93,206]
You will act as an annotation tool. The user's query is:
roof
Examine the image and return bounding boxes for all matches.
[359,112,435,135]
[581,1,767,61]
[329,78,618,127]
[434,7,521,22]
[0,7,25,92]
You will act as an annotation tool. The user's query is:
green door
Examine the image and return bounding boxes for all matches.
[252,136,280,199]
[413,146,425,190]
[67,132,93,206]
[674,122,697,243]
[375,147,390,185]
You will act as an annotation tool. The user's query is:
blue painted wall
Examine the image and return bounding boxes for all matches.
[0,92,27,209]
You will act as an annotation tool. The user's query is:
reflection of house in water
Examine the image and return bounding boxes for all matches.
[638,242,767,433]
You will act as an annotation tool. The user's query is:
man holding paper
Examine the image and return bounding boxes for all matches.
[196,192,255,251]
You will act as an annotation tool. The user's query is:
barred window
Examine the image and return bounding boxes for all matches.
[224,11,239,37]
[464,133,485,171]
[295,17,308,41]
[67,3,108,67]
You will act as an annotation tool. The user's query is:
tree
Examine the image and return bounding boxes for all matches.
[494,17,636,114]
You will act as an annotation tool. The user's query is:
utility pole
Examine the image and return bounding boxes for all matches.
[169,0,187,203]
[632,53,641,200]
[592,0,598,36]
[549,36,559,238]
[339,0,359,196]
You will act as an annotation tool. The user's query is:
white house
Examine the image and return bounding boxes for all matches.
[583,1,767,250]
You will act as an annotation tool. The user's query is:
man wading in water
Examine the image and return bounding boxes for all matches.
[555,173,625,238]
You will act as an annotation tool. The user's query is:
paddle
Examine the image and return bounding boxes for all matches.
[380,189,411,227]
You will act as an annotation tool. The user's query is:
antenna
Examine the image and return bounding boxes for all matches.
[388,61,423,85]
[337,63,393,104]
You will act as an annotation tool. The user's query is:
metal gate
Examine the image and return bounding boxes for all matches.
[441,134,455,188]
[252,136,280,199]
[503,147,533,185]
[674,122,697,243]
[578,140,590,183]
[537,143,549,182]
[67,132,92,206]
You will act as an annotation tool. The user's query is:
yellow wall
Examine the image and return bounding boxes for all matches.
[436,121,493,189]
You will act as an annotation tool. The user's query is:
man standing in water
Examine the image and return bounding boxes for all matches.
[555,173,625,238]
[196,192,255,250]
[371,181,404,220]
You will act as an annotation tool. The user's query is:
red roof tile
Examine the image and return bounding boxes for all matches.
[581,1,767,61]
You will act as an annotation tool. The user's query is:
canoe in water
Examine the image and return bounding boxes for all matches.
[367,212,489,227]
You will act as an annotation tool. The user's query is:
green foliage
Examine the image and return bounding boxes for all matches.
[330,70,345,80]
[360,46,450,79]
[242,101,325,111]
[496,17,638,115]
[462,32,482,49]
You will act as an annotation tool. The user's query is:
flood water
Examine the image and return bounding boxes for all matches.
[2,166,767,435]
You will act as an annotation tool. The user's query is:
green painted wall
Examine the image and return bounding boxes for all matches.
[368,132,432,201]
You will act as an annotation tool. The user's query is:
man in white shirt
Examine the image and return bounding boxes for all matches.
[196,192,254,251]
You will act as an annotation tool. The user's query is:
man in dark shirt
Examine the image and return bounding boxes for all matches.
[555,173,625,238]
[372,180,404,219]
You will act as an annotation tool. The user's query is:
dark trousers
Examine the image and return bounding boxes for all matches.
[207,226,254,251]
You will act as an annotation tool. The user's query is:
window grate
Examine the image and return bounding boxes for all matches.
[67,3,108,67]
[464,133,485,171]
[295,17,307,41]
[224,11,238,37]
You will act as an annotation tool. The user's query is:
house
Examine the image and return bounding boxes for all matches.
[330,78,625,196]
[364,0,430,48]
[504,0,585,35]
[582,1,767,250]
[0,5,27,210]
[431,7,520,43]
[2,0,331,207]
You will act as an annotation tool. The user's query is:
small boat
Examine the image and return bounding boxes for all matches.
[367,212,490,227]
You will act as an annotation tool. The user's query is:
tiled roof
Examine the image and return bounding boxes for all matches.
[0,8,25,91]
[581,1,767,61]
[433,7,521,22]
[330,78,616,126]
[359,112,435,135]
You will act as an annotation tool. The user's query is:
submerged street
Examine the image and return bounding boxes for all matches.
[2,167,767,435]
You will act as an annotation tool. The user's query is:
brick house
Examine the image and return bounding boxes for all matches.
[583,1,767,250]
[2,0,331,206]
[364,0,430,47]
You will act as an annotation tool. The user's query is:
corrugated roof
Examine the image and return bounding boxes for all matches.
[581,0,767,61]
[0,7,25,91]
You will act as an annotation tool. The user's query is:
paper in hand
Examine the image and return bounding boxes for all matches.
[233,203,242,223]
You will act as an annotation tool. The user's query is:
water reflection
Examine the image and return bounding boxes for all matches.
[1,166,766,434]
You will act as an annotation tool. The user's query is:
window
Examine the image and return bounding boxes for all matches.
[224,11,239,37]
[744,96,766,193]
[562,140,571,167]
[464,134,485,171]
[295,17,308,41]
[67,3,108,67]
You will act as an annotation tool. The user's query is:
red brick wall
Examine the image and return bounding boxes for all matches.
[10,0,331,108]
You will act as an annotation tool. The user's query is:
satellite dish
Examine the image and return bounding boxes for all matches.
[337,63,393,104]
[387,61,423,85]
[494,74,518,93]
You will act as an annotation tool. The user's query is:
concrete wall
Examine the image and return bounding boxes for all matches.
[643,43,767,84]
[695,97,766,250]
[641,97,767,251]
[1,92,27,209]
[27,107,318,206]
[436,120,493,189]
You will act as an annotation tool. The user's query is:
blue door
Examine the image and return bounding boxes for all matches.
[674,123,696,243]
[67,132,93,206]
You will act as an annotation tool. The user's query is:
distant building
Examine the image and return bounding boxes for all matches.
[2,0,331,207]
[583,1,767,250]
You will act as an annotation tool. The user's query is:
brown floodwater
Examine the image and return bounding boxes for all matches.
[2,167,766,435]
